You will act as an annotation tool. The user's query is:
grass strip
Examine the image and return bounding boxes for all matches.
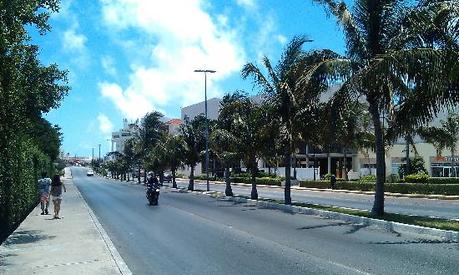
[233,195,459,232]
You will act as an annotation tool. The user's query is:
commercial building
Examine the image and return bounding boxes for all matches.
[179,95,459,180]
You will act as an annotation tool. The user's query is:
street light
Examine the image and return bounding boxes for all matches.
[194,69,216,192]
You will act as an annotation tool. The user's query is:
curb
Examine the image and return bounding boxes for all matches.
[178,187,459,242]
[70,177,133,275]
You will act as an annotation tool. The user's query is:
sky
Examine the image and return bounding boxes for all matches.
[31,0,346,157]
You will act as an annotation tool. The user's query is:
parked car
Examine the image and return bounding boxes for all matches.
[87,169,94,176]
[163,173,172,183]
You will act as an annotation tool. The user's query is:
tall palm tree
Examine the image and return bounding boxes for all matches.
[180,115,207,191]
[314,0,459,216]
[242,36,343,204]
[210,128,238,196]
[160,133,185,188]
[136,111,166,183]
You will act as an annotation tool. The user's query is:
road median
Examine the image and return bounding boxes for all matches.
[175,187,459,242]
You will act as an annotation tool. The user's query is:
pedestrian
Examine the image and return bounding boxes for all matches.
[50,174,66,219]
[38,172,52,215]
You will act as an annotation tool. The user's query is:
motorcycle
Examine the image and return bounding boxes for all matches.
[146,186,160,205]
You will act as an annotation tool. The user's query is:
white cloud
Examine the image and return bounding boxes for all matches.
[101,56,117,77]
[97,114,114,135]
[236,0,256,9]
[99,0,245,119]
[63,29,87,52]
[61,27,89,68]
[277,34,287,45]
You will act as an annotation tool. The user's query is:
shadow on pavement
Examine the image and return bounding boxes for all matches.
[368,238,459,245]
[297,221,351,230]
[345,223,371,234]
[0,253,17,267]
[2,230,55,246]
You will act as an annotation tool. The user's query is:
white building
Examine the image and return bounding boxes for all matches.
[111,119,139,153]
[179,95,459,180]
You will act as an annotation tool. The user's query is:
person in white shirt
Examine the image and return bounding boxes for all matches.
[38,172,52,215]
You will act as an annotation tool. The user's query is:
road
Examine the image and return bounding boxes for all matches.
[73,167,459,275]
[175,179,459,220]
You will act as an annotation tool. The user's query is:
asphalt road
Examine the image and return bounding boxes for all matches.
[73,167,459,275]
[175,179,459,220]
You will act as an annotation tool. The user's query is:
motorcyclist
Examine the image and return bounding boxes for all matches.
[146,171,160,189]
[146,171,160,205]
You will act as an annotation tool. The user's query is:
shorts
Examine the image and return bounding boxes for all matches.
[51,195,62,201]
[40,193,49,202]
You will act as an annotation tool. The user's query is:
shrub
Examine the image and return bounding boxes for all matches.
[427,177,459,184]
[359,175,376,183]
[386,174,400,183]
[404,172,429,183]
[299,180,459,195]
[256,177,281,186]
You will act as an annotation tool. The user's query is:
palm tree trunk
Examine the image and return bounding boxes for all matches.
[137,165,141,184]
[451,148,456,177]
[250,161,258,200]
[188,165,195,191]
[224,165,233,196]
[172,168,177,188]
[405,137,410,176]
[343,149,348,181]
[284,151,292,205]
[369,103,385,216]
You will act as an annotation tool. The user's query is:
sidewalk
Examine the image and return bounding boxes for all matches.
[0,168,131,274]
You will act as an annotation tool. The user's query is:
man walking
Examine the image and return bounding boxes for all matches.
[38,172,52,215]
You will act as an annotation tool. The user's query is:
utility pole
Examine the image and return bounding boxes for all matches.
[194,69,216,192]
[92,148,94,161]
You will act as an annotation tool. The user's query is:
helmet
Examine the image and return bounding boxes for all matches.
[147,171,154,177]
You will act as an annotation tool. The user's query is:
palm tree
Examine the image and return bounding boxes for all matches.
[242,36,342,204]
[180,115,207,191]
[136,112,166,183]
[210,128,238,196]
[159,133,185,188]
[314,0,459,216]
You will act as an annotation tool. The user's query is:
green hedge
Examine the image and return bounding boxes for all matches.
[427,177,459,184]
[1,137,53,243]
[404,172,429,183]
[231,176,282,186]
[299,180,459,195]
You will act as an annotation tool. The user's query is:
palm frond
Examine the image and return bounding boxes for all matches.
[313,0,368,60]
[241,62,274,95]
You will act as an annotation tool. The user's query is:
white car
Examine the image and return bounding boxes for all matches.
[87,169,94,176]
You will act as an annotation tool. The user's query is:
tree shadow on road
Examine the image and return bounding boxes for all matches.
[0,253,17,267]
[297,221,351,230]
[367,238,459,245]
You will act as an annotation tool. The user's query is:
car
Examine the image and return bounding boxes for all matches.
[163,173,172,183]
[87,169,94,176]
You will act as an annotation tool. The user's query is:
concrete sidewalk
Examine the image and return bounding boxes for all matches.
[0,168,131,275]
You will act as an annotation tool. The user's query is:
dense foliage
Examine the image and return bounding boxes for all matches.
[0,0,69,242]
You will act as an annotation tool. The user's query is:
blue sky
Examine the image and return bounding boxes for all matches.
[32,0,346,157]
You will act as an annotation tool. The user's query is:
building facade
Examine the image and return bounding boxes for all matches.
[179,96,459,179]
[111,119,139,153]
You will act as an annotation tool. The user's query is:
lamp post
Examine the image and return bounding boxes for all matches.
[194,69,216,192]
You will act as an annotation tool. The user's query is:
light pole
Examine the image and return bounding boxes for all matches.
[194,69,216,192]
